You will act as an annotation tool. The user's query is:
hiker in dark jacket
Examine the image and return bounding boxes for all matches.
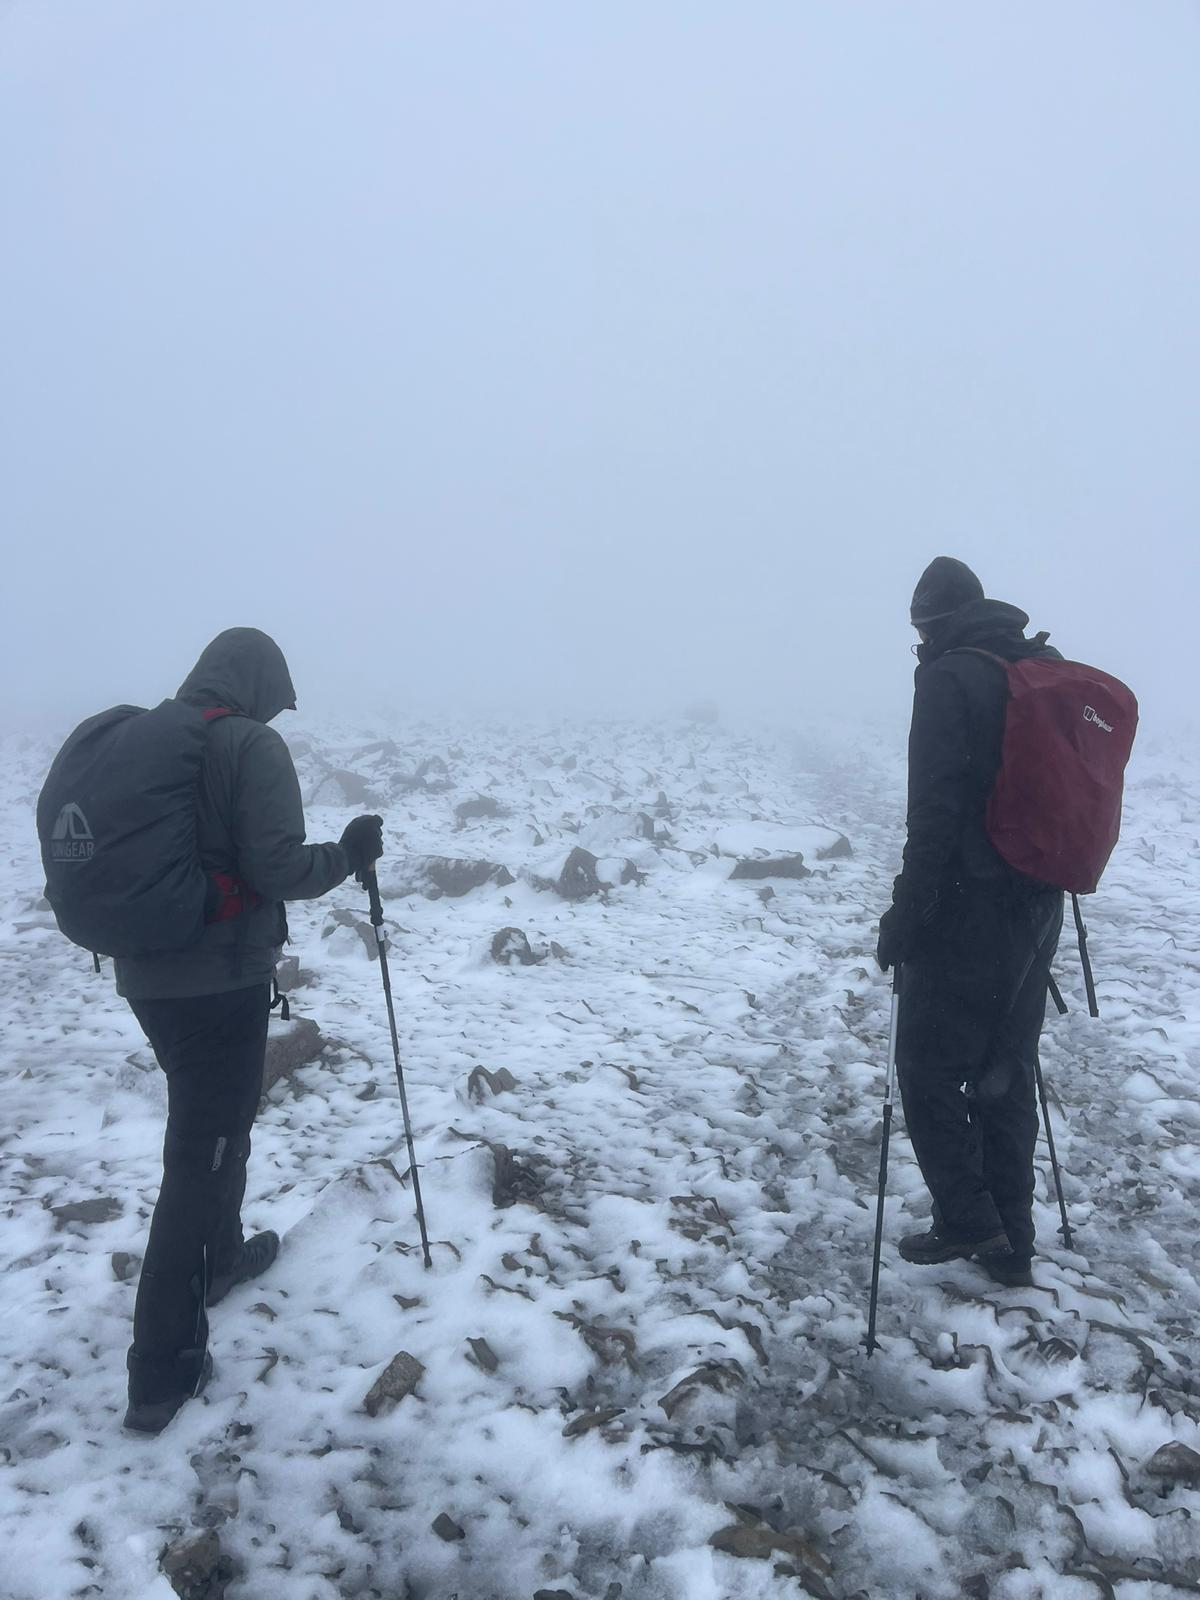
[877,559,1063,1288]
[119,628,383,1433]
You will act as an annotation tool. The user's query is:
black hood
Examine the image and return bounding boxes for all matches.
[177,628,297,724]
[917,598,1041,666]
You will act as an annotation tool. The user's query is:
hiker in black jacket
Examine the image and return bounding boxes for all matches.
[877,559,1063,1288]
[118,628,384,1433]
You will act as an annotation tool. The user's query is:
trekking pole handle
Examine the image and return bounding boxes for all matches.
[362,864,385,928]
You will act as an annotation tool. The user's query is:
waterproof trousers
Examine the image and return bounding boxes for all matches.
[896,888,1063,1260]
[126,984,271,1404]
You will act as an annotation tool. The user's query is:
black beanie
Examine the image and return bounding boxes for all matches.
[910,557,985,627]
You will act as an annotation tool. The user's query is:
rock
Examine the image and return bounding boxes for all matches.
[1146,1442,1200,1482]
[309,768,381,807]
[708,1525,831,1595]
[817,832,853,860]
[262,1018,324,1096]
[563,1407,624,1438]
[729,854,811,881]
[49,1197,121,1227]
[455,795,504,824]
[274,956,308,994]
[467,1065,518,1100]
[549,941,570,960]
[322,907,379,958]
[553,847,602,900]
[491,928,543,967]
[487,1142,544,1208]
[402,857,514,898]
[432,1512,465,1542]
[658,1361,744,1419]
[111,1251,138,1282]
[534,1591,577,1600]
[160,1528,232,1600]
[466,1337,499,1373]
[363,1352,425,1417]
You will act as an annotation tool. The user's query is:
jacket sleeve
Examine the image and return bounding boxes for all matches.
[896,663,973,910]
[231,724,351,901]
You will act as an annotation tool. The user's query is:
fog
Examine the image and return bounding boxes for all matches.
[2,2,1196,736]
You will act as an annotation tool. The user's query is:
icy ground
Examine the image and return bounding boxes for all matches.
[1,714,1198,1600]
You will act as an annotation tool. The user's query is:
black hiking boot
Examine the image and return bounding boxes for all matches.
[208,1230,279,1306]
[898,1226,1013,1267]
[980,1254,1034,1288]
[123,1352,213,1436]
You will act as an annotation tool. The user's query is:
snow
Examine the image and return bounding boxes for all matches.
[0,714,1198,1598]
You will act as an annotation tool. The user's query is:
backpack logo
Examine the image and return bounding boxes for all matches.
[50,803,95,861]
[1083,705,1114,734]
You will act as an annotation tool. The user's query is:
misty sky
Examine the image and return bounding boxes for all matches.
[2,2,1197,734]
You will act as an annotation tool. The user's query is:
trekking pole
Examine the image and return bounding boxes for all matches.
[865,971,901,1357]
[1033,1056,1075,1251]
[1071,894,1100,1019]
[363,867,433,1269]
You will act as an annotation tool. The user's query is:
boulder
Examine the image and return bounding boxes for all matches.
[729,855,810,881]
[455,795,504,825]
[490,928,542,967]
[398,857,515,899]
[262,1018,324,1096]
[554,847,602,900]
[1146,1442,1200,1483]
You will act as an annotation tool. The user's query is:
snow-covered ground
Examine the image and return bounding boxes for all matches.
[1,714,1197,1600]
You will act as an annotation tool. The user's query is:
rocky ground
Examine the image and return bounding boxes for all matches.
[0,713,1197,1600]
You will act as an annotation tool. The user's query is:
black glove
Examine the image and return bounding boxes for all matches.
[339,814,384,883]
[876,885,938,972]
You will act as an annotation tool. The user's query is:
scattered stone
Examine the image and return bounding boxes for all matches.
[262,1018,324,1097]
[1146,1442,1200,1483]
[549,941,570,960]
[322,907,379,958]
[817,832,853,860]
[363,1352,425,1417]
[487,1142,544,1209]
[274,956,308,994]
[467,1065,518,1100]
[466,1337,499,1374]
[432,1512,465,1542]
[160,1528,232,1600]
[729,854,811,881]
[491,928,543,967]
[455,795,504,824]
[563,1407,624,1438]
[49,1197,121,1227]
[111,1251,138,1282]
[658,1360,745,1419]
[708,1524,831,1595]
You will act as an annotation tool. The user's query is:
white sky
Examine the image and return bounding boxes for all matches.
[2,2,1196,732]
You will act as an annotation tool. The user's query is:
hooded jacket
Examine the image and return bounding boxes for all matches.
[896,598,1061,913]
[114,629,350,999]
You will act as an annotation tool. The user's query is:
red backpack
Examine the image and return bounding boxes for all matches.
[958,649,1139,1014]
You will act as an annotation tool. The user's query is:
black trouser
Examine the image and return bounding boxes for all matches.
[896,888,1063,1259]
[126,984,271,1402]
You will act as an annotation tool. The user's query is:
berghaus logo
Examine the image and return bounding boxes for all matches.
[49,802,95,861]
[1083,706,1114,734]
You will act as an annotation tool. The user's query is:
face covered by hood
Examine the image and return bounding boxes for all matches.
[177,628,297,723]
